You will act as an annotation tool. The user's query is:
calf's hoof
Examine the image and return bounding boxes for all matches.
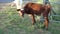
[45,27,48,30]
[32,23,35,25]
[32,22,36,25]
[41,25,48,30]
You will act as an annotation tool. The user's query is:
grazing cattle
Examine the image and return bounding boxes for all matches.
[18,2,51,30]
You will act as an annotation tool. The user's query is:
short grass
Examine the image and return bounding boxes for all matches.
[0,7,60,34]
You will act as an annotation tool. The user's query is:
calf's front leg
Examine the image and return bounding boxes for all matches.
[30,14,36,25]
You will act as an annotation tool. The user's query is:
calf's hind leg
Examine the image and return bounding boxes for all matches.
[44,16,49,30]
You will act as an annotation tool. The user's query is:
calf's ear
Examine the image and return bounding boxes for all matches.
[17,9,20,11]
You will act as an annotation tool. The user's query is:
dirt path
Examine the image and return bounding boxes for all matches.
[0,3,10,12]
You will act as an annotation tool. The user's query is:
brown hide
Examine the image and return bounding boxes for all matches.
[24,3,51,16]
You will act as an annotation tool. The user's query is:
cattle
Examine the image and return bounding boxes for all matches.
[18,2,51,30]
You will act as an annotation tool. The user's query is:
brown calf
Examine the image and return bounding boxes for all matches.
[18,2,51,30]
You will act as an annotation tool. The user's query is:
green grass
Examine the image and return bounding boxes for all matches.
[0,7,60,34]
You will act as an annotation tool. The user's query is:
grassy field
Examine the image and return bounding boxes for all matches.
[0,7,60,34]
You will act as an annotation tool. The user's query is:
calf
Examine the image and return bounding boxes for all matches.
[18,2,51,30]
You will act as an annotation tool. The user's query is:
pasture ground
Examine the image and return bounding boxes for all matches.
[0,5,60,34]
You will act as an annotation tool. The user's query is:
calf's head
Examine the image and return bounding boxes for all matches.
[19,10,25,17]
[17,9,25,17]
